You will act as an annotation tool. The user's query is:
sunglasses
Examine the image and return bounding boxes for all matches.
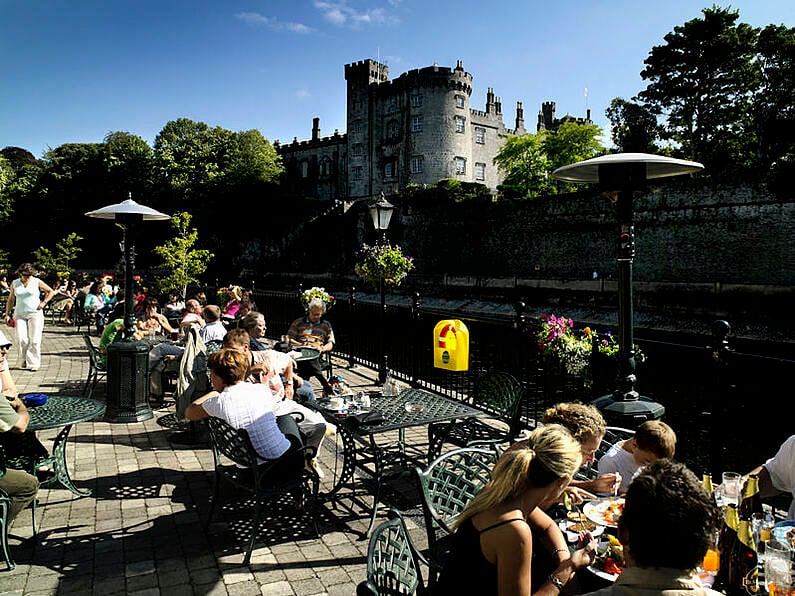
[0,344,11,350]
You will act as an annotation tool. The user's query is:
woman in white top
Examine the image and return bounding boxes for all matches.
[3,263,56,371]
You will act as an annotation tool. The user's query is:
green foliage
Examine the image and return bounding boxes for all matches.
[227,129,283,185]
[104,131,153,198]
[0,248,10,274]
[494,122,604,198]
[0,156,14,222]
[32,232,83,277]
[637,6,758,172]
[606,98,661,153]
[152,212,213,297]
[354,243,414,288]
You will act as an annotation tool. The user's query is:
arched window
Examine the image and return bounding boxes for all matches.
[300,160,309,178]
[319,157,331,178]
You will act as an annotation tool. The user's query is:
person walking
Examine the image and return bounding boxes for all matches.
[3,263,56,371]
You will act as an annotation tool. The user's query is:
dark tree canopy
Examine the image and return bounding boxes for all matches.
[606,98,661,154]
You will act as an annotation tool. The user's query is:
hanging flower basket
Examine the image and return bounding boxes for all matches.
[300,286,336,311]
[354,243,414,289]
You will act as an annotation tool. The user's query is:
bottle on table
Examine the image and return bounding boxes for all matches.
[726,519,759,596]
[714,503,739,591]
[703,473,717,505]
[739,474,763,521]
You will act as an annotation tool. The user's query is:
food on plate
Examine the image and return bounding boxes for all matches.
[583,498,626,527]
[592,535,626,578]
[566,519,597,532]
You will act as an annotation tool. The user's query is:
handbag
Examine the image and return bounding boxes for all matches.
[349,410,385,427]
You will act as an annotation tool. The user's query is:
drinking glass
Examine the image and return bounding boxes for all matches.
[764,540,794,596]
[700,530,720,579]
[753,512,775,553]
[720,471,742,507]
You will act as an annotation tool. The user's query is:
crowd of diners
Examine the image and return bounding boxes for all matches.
[2,267,794,594]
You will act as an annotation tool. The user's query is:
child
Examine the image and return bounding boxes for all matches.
[597,420,676,494]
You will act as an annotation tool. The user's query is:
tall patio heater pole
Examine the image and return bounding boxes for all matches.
[86,195,170,422]
[552,154,703,426]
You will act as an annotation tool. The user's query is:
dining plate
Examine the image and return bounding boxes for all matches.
[586,539,622,582]
[558,519,604,543]
[583,497,625,528]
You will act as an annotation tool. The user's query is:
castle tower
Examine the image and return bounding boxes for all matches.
[514,101,526,134]
[312,117,320,141]
[486,87,496,115]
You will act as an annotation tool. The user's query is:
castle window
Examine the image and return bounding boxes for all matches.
[410,94,423,108]
[475,127,486,144]
[319,157,331,178]
[454,156,466,175]
[475,162,486,180]
[411,115,423,133]
[455,94,465,109]
[410,156,424,174]
[387,97,398,112]
[384,160,397,178]
[353,143,363,156]
[387,119,400,139]
[300,160,309,178]
[455,115,466,133]
[352,166,363,180]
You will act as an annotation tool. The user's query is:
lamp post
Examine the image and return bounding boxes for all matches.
[368,192,395,383]
[86,195,170,422]
[552,153,703,426]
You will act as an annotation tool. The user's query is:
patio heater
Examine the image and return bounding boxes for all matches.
[551,153,703,427]
[368,192,395,384]
[86,195,170,422]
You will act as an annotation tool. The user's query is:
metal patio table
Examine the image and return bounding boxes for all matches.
[288,347,320,362]
[25,396,106,496]
[318,387,485,536]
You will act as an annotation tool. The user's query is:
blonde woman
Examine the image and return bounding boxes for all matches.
[435,425,597,595]
[3,263,56,371]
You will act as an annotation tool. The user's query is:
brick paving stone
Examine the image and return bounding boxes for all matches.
[287,577,324,595]
[193,582,229,596]
[258,580,294,596]
[126,571,159,592]
[127,589,161,596]
[225,581,261,596]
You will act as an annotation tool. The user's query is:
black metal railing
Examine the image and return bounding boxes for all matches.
[251,286,795,478]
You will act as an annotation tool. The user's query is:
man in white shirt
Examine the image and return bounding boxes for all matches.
[748,434,795,520]
[199,305,227,344]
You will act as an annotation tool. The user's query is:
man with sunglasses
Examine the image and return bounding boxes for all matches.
[0,330,39,526]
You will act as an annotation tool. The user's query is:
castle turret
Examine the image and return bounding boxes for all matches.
[495,96,502,115]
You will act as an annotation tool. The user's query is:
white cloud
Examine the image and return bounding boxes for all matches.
[295,89,311,98]
[313,1,399,28]
[236,12,314,34]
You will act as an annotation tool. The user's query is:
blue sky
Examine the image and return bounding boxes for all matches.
[2,0,793,158]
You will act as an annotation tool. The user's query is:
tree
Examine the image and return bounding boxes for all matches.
[637,6,758,173]
[606,98,661,153]
[494,132,554,198]
[104,131,153,200]
[0,156,14,222]
[226,129,283,185]
[542,121,604,176]
[0,147,38,173]
[152,212,213,297]
[32,232,83,278]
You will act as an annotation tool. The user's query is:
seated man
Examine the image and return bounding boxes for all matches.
[585,459,722,596]
[180,299,205,331]
[199,305,227,344]
[185,349,304,484]
[0,331,39,526]
[747,434,795,520]
[287,298,335,395]
[598,420,677,494]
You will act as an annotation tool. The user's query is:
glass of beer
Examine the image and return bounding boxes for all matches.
[701,530,720,577]
[765,540,794,596]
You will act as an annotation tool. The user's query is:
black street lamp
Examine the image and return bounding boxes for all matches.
[552,153,703,426]
[86,195,170,422]
[368,192,395,383]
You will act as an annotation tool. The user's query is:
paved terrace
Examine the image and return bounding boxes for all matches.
[3,324,448,596]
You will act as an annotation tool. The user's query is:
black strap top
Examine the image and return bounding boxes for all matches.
[433,517,527,595]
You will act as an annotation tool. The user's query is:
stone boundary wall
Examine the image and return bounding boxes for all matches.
[397,182,795,285]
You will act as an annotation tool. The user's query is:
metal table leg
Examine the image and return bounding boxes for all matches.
[41,424,91,497]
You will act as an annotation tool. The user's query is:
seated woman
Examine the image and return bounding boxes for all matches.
[222,286,242,321]
[434,424,597,596]
[84,280,115,334]
[184,349,305,483]
[136,297,177,337]
[52,279,77,325]
[162,292,185,327]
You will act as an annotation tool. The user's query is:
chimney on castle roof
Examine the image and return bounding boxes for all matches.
[515,101,525,134]
[486,87,495,114]
[495,96,502,115]
[312,117,320,141]
[455,59,464,71]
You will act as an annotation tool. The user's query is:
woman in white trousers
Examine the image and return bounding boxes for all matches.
[3,263,56,371]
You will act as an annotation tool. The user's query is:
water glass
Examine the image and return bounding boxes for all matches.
[719,471,742,507]
[753,512,775,553]
[764,540,794,596]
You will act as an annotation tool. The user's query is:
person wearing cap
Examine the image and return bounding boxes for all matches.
[0,330,39,525]
[4,263,56,372]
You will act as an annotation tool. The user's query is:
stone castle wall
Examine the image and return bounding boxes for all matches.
[396,182,795,285]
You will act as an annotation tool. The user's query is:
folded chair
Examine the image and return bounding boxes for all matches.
[427,371,524,460]
[205,416,320,566]
[357,508,428,596]
[414,447,496,584]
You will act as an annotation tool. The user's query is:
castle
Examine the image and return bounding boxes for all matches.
[275,58,591,202]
